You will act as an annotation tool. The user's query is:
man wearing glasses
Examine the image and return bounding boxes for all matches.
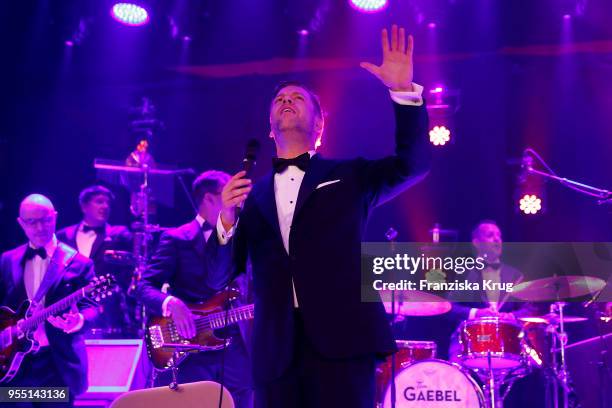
[0,194,97,406]
[137,170,253,408]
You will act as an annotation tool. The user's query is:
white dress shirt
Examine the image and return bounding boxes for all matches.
[76,223,100,258]
[23,235,59,347]
[218,84,425,307]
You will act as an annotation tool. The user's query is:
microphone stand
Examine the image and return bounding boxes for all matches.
[385,227,398,408]
[522,148,611,203]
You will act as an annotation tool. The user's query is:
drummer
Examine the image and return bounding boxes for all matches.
[448,220,534,359]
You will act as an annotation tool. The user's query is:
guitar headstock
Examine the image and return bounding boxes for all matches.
[87,274,117,302]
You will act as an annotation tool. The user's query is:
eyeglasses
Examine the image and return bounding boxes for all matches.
[19,215,56,227]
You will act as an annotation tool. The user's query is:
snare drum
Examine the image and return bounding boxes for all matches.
[382,359,485,408]
[459,317,523,369]
[376,340,437,404]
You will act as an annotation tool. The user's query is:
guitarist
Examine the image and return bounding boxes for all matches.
[137,170,253,408]
[0,194,97,406]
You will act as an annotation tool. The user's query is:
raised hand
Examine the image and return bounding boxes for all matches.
[360,25,414,92]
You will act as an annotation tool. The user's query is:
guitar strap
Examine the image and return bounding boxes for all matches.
[33,249,76,306]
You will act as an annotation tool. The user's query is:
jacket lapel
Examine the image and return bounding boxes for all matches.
[253,173,283,240]
[293,155,335,220]
[189,220,206,258]
[88,223,108,260]
[11,246,28,302]
[34,243,76,304]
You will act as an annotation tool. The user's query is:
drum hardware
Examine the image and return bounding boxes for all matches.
[380,359,486,407]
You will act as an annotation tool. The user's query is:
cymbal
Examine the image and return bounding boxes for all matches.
[511,275,606,301]
[519,313,588,324]
[380,290,452,316]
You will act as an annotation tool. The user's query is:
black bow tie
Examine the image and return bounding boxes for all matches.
[201,221,213,232]
[272,153,310,173]
[83,225,105,235]
[24,246,47,261]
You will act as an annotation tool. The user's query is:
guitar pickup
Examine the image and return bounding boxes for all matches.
[148,325,164,349]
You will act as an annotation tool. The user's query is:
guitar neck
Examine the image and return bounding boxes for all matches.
[204,304,254,329]
[19,288,87,332]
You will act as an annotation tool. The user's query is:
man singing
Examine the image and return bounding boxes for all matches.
[0,194,97,406]
[137,170,252,407]
[211,25,430,407]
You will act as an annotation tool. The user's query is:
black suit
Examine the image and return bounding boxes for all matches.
[0,242,96,401]
[213,101,430,406]
[57,223,133,335]
[137,219,252,408]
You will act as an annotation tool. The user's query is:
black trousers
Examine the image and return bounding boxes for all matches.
[255,311,377,408]
[154,334,253,408]
[5,348,75,408]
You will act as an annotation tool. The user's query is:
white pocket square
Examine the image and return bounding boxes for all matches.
[316,179,341,189]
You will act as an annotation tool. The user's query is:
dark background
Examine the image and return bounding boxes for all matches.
[1,0,612,251]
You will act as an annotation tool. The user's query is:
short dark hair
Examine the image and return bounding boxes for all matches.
[79,185,115,207]
[272,81,323,120]
[472,219,499,240]
[192,170,231,207]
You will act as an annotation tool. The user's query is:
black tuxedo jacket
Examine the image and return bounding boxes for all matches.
[137,220,233,316]
[212,101,430,385]
[57,223,132,280]
[0,242,96,395]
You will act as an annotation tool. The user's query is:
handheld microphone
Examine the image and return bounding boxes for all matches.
[236,139,260,218]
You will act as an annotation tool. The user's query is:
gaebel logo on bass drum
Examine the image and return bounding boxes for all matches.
[403,386,462,402]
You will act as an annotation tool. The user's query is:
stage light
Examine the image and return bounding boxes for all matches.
[519,194,542,215]
[563,14,572,20]
[298,29,309,36]
[111,3,150,26]
[429,126,450,146]
[428,22,437,29]
[349,0,388,13]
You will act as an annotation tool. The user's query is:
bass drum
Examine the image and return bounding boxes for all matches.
[383,359,485,408]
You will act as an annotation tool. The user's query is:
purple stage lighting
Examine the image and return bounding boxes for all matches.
[428,22,437,29]
[349,0,388,13]
[111,3,150,26]
[519,194,542,215]
[429,126,451,146]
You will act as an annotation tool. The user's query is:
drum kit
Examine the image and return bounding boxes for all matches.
[377,274,609,408]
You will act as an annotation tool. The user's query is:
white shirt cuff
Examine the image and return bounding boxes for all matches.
[216,213,235,245]
[389,83,424,106]
[468,308,478,320]
[65,313,85,334]
[162,295,175,317]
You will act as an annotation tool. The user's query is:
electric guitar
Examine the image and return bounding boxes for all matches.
[0,274,116,383]
[145,289,254,370]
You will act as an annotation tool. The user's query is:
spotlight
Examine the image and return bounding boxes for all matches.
[111,3,150,26]
[429,126,451,146]
[298,29,309,36]
[428,22,437,29]
[349,0,388,13]
[519,194,542,215]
